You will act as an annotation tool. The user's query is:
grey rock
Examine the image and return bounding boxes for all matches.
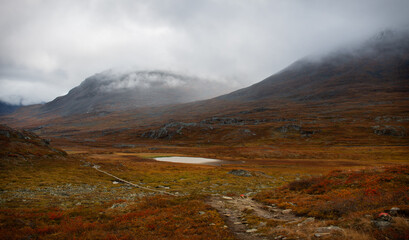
[315,226,342,233]
[276,124,301,133]
[228,169,252,177]
[390,207,400,216]
[372,220,392,228]
[314,233,331,238]
[113,144,135,148]
[298,217,315,226]
[282,209,292,214]
[372,125,406,136]
[110,202,128,209]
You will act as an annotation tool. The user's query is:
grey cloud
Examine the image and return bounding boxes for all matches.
[0,0,409,104]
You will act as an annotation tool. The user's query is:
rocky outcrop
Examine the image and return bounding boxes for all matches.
[228,169,252,177]
[140,117,301,140]
[141,122,208,139]
[276,124,301,133]
[375,116,409,123]
[200,117,297,126]
[275,124,319,137]
[113,144,136,148]
[372,125,406,136]
[0,124,66,158]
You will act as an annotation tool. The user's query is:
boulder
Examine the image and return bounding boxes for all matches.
[228,169,252,177]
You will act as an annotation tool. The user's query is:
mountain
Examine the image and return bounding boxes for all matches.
[218,30,409,104]
[0,101,21,116]
[40,70,234,116]
[1,30,408,146]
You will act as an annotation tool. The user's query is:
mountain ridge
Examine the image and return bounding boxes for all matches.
[1,30,409,146]
[40,70,236,116]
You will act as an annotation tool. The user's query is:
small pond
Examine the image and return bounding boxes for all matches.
[153,156,238,166]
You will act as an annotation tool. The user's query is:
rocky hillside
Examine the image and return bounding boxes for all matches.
[0,124,66,160]
[0,101,20,116]
[40,70,234,116]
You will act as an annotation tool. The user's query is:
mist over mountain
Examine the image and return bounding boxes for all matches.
[41,70,235,116]
[3,30,409,132]
[218,30,409,103]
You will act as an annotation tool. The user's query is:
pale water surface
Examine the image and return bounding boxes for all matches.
[153,156,223,166]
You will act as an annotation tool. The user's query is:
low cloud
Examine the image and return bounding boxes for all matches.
[1,0,409,104]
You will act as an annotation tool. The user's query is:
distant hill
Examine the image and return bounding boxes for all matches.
[40,70,234,116]
[0,101,21,116]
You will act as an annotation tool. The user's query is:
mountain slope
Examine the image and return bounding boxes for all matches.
[41,70,234,116]
[218,30,409,103]
[0,101,21,116]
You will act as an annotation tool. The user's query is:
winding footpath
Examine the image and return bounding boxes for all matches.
[207,195,302,240]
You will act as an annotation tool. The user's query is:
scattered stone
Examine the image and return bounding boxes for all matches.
[282,209,292,214]
[228,169,252,177]
[110,202,127,209]
[198,211,205,215]
[112,181,119,184]
[315,226,342,233]
[390,207,400,216]
[209,223,215,226]
[372,212,393,228]
[276,124,301,133]
[372,125,406,136]
[234,222,242,225]
[372,220,392,228]
[298,217,315,226]
[222,196,233,200]
[314,233,331,238]
[246,228,258,233]
[258,222,267,227]
[141,122,200,139]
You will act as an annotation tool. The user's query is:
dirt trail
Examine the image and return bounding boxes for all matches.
[83,160,176,196]
[207,195,302,240]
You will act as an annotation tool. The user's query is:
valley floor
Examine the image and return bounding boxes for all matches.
[1,142,409,239]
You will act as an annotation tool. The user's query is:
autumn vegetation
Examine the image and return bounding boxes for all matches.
[255,165,409,239]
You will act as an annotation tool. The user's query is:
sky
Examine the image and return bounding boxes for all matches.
[0,0,409,105]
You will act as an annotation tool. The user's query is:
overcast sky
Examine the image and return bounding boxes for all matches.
[1,0,408,105]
